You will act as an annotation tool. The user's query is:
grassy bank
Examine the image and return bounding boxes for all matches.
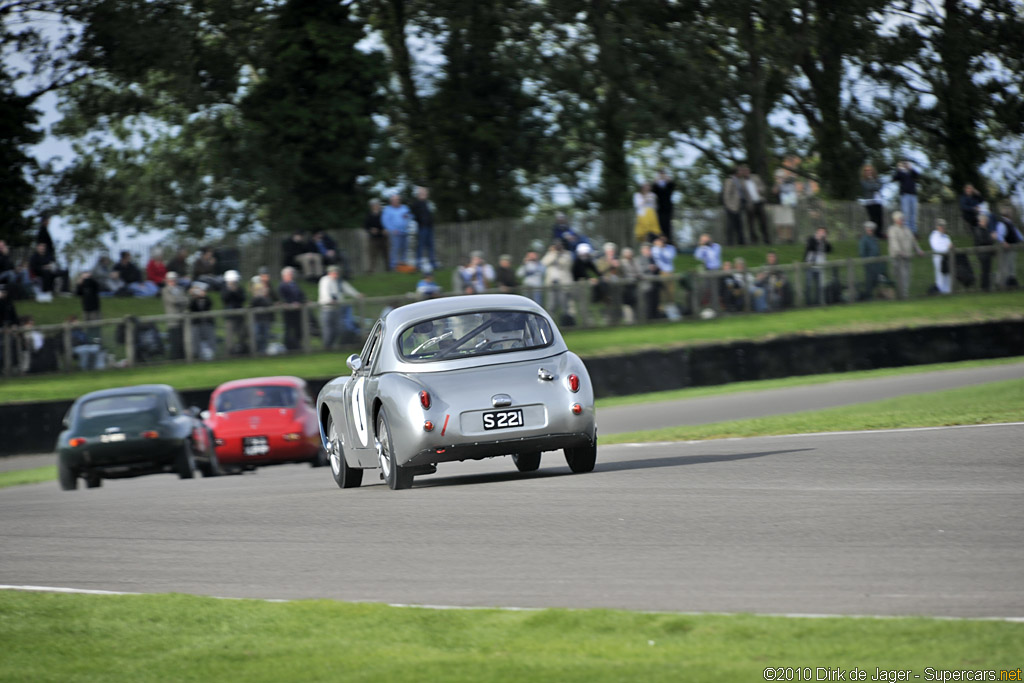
[1,591,1020,683]
[602,378,1024,444]
[3,291,1022,404]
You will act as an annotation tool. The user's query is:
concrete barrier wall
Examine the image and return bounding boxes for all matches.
[4,320,1022,457]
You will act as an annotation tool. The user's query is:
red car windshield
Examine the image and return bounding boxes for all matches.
[215,386,297,413]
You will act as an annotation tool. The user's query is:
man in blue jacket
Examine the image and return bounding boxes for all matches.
[382,194,411,270]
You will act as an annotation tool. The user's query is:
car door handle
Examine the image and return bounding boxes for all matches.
[538,368,554,381]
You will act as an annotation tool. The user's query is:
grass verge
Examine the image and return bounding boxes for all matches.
[594,356,1024,408]
[0,465,55,489]
[602,378,1024,444]
[3,291,1023,404]
[1,591,1021,683]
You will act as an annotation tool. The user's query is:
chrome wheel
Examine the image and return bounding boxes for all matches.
[329,421,343,475]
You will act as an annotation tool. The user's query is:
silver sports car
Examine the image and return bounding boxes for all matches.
[316,294,597,489]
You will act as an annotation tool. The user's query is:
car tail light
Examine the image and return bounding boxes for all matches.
[419,390,431,410]
[571,403,582,415]
[140,431,159,439]
[283,433,302,441]
[568,374,580,392]
[69,437,86,448]
[424,421,434,432]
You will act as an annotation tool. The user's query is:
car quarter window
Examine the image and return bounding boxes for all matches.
[359,322,383,374]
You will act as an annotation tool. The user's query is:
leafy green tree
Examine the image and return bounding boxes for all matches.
[872,0,1024,194]
[240,0,384,233]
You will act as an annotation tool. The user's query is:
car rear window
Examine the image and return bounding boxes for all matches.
[215,386,297,412]
[399,310,553,362]
[81,394,159,419]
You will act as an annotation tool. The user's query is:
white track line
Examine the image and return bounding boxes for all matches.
[2,585,1022,622]
[614,421,1024,448]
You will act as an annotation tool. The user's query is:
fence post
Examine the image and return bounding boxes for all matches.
[948,248,957,294]
[689,272,699,318]
[2,327,11,377]
[125,317,136,367]
[845,258,856,303]
[247,308,257,358]
[793,262,806,307]
[183,315,194,362]
[710,272,721,314]
[62,320,74,372]
[301,302,311,353]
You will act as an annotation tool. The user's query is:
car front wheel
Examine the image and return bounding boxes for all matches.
[564,440,597,474]
[328,416,362,489]
[176,441,196,479]
[512,452,541,472]
[58,460,78,491]
[377,410,413,490]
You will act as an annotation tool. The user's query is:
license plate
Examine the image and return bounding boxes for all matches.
[243,436,270,456]
[100,433,126,443]
[482,409,524,431]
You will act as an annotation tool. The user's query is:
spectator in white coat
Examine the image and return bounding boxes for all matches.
[928,219,953,294]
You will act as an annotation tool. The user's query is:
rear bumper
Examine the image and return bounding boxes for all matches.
[59,439,182,477]
[404,431,594,468]
[215,434,320,466]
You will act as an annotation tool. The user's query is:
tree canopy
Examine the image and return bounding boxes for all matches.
[2,0,1023,245]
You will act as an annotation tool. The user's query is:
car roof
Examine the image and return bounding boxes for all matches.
[383,294,549,330]
[212,376,306,393]
[77,384,175,403]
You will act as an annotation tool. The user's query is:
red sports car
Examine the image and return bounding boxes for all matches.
[204,376,326,471]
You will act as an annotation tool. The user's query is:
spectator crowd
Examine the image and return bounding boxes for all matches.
[2,171,1021,376]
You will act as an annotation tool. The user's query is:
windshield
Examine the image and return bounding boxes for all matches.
[398,310,553,362]
[215,385,297,412]
[81,394,159,419]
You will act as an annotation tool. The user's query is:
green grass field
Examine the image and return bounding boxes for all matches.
[0,591,1020,683]
[3,291,1023,403]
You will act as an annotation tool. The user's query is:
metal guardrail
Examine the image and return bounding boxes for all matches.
[1,243,1020,378]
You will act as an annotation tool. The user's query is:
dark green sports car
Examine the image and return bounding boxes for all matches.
[56,384,220,490]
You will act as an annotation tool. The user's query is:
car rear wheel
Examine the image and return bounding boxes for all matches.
[176,441,196,479]
[199,451,222,477]
[512,452,541,472]
[328,416,362,489]
[377,410,413,490]
[564,440,597,474]
[58,460,78,491]
[85,472,102,488]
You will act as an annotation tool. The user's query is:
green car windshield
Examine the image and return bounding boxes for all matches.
[77,394,162,432]
[399,310,553,362]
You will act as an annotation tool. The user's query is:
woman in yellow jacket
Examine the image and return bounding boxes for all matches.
[633,182,659,243]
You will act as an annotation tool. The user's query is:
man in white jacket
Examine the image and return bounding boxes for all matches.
[318,265,362,349]
[928,219,953,294]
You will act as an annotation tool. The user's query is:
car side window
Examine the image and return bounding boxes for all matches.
[360,323,383,374]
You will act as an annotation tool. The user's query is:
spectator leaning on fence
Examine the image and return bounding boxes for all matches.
[928,219,953,295]
[279,266,306,352]
[858,221,886,300]
[318,265,362,349]
[516,248,545,304]
[887,211,924,300]
[694,233,722,271]
[992,205,1022,288]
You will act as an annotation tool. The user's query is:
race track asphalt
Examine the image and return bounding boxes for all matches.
[4,360,1023,472]
[2,422,1021,618]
